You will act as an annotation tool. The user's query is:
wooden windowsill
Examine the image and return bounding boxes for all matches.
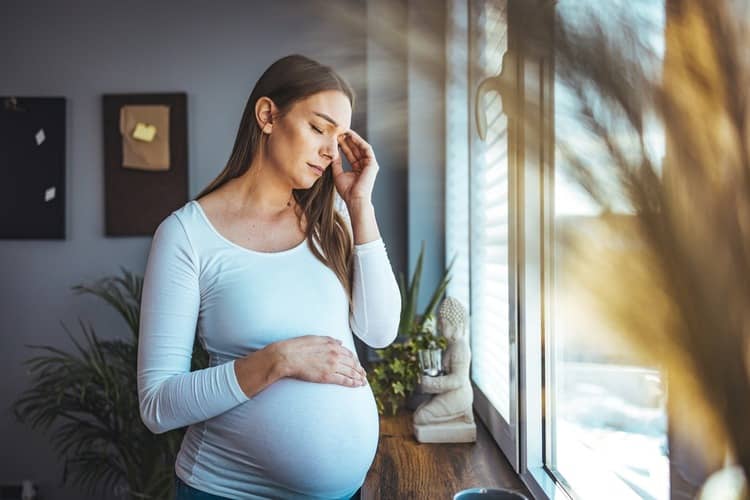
[361,410,532,499]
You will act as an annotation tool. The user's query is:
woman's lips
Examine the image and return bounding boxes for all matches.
[307,163,324,175]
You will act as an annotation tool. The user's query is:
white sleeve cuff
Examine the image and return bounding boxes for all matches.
[227,360,250,403]
[353,237,385,255]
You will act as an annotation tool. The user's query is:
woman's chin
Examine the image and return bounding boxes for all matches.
[292,178,317,190]
[305,176,323,188]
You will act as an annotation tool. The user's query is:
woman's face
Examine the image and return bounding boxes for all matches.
[265,90,352,189]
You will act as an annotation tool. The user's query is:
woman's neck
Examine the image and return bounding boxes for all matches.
[225,163,296,219]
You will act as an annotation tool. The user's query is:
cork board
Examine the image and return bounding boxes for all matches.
[102,93,188,236]
[0,97,66,239]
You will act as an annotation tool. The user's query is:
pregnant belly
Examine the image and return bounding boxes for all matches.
[206,377,380,496]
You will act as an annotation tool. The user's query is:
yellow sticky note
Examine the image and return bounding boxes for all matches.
[132,122,157,142]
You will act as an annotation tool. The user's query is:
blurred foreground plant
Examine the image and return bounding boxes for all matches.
[525,0,750,487]
[12,268,207,499]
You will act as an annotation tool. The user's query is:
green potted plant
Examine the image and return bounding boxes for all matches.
[367,241,456,416]
[12,268,207,499]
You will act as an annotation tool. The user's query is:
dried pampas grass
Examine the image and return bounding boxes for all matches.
[529,0,750,485]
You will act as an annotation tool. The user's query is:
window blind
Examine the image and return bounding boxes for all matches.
[447,0,510,419]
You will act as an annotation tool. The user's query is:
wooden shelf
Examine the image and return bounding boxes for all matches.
[361,410,532,499]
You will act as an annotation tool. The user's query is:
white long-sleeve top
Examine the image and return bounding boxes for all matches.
[137,198,400,499]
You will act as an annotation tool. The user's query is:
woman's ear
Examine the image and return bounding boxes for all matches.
[255,97,276,134]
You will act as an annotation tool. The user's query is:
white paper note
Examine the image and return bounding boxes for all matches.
[35,129,46,146]
[44,186,55,202]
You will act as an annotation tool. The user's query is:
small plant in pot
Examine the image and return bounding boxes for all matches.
[413,315,447,378]
[367,241,455,416]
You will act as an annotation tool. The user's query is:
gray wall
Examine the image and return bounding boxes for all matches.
[366,0,447,314]
[407,0,446,310]
[0,1,412,498]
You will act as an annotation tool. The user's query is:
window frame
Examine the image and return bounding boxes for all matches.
[515,17,572,500]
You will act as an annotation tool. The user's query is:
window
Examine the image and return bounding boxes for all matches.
[447,1,673,498]
[546,2,669,499]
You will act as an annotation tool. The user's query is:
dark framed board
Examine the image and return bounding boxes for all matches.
[102,92,188,236]
[0,97,66,239]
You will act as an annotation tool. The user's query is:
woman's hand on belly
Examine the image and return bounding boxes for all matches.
[273,335,368,388]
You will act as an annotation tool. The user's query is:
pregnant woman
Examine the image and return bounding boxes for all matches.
[137,54,401,499]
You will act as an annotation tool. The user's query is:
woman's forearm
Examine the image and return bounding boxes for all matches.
[233,343,288,398]
[348,198,381,245]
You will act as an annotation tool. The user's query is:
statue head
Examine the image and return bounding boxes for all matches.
[438,297,468,342]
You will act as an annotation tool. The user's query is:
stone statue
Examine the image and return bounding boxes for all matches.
[413,297,477,443]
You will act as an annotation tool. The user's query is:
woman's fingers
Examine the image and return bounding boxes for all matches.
[331,372,366,387]
[306,335,367,387]
[337,347,366,376]
[330,152,344,177]
[345,138,366,170]
[332,344,366,379]
[338,131,375,172]
[338,134,359,167]
[344,130,374,161]
[344,356,367,378]
[336,364,367,386]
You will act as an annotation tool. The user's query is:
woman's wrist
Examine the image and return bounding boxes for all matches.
[234,343,289,398]
[347,199,380,244]
[265,340,293,379]
[346,197,374,215]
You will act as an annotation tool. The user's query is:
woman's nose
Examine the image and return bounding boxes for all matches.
[321,140,339,162]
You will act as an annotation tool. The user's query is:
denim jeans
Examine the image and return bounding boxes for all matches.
[175,476,233,499]
[174,476,361,499]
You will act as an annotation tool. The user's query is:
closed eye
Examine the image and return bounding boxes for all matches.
[310,124,324,134]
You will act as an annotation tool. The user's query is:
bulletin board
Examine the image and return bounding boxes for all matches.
[102,92,188,236]
[0,97,66,239]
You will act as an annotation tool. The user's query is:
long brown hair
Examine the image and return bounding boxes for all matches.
[195,54,355,301]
